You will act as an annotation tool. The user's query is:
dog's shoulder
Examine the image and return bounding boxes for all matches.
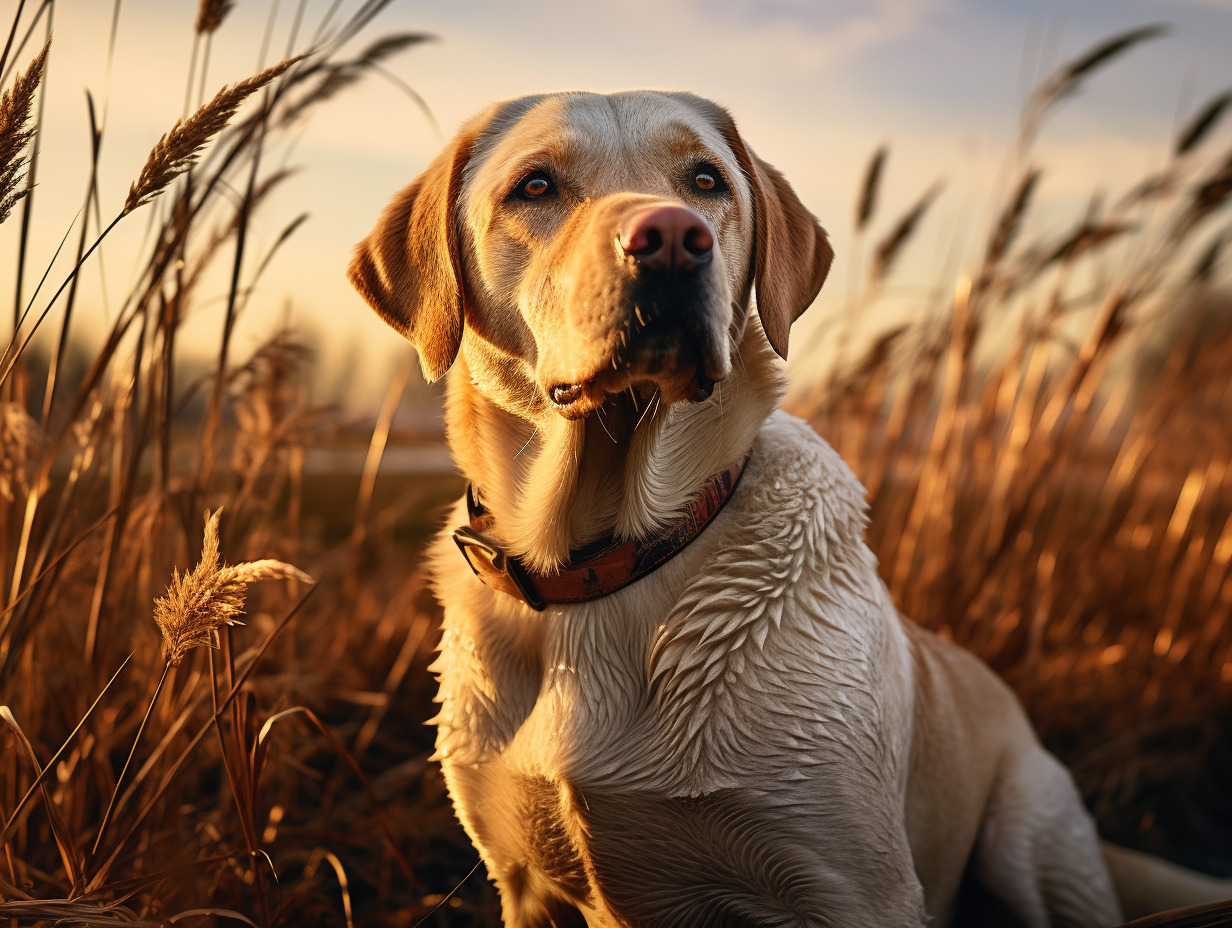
[706,408,882,612]
[646,409,915,793]
[745,409,870,514]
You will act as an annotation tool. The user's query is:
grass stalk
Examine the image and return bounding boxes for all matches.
[42,92,105,423]
[351,352,412,549]
[90,661,169,856]
[88,585,318,890]
[0,653,132,843]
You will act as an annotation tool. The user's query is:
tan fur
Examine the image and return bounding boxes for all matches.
[351,91,819,571]
[347,91,1208,927]
[701,98,834,357]
[348,114,482,380]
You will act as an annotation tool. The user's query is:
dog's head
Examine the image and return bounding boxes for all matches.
[349,91,832,421]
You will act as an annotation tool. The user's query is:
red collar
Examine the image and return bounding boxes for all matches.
[452,454,749,611]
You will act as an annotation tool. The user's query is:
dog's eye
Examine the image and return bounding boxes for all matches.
[514,171,556,201]
[692,163,728,194]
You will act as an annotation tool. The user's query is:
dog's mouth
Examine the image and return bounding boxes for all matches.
[549,369,716,416]
[545,295,728,419]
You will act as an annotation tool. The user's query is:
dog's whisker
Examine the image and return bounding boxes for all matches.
[514,427,539,459]
[635,388,659,432]
[595,404,618,444]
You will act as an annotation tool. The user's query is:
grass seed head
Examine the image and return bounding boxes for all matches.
[124,56,299,216]
[856,145,888,233]
[196,0,235,35]
[871,180,945,283]
[154,508,313,666]
[0,402,47,501]
[0,39,50,225]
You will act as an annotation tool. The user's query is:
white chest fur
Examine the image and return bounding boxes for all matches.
[427,412,922,924]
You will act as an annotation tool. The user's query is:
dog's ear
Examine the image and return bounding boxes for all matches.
[713,110,834,359]
[348,127,478,382]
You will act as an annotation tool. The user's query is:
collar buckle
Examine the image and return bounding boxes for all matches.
[452,525,547,611]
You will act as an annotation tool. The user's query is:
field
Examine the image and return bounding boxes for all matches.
[1,4,1231,926]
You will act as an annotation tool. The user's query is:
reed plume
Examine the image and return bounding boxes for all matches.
[281,33,431,125]
[0,401,46,501]
[855,145,888,232]
[124,56,299,215]
[154,509,312,666]
[0,39,49,224]
[871,180,944,283]
[196,0,235,35]
[1034,25,1169,105]
[1019,25,1169,150]
[984,168,1040,272]
[1175,90,1232,157]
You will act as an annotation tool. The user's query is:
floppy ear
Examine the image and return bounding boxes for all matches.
[717,113,834,359]
[348,127,478,381]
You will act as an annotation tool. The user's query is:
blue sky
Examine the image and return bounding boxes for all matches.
[2,0,1229,405]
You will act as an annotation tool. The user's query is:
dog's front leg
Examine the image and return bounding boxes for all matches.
[561,785,927,927]
[440,756,594,928]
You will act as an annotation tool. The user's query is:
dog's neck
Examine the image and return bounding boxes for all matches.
[445,323,786,573]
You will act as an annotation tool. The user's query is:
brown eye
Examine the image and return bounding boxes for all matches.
[690,163,727,194]
[514,171,556,201]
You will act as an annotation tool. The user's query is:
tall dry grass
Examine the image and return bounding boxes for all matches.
[0,9,1228,928]
[0,2,483,925]
[792,25,1232,876]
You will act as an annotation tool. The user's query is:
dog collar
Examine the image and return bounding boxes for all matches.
[452,454,749,611]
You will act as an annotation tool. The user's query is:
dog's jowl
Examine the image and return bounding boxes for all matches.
[350,91,1133,927]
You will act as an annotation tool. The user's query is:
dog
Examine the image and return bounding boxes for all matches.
[349,91,1226,927]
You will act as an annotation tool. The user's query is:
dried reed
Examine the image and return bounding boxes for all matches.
[154,508,312,666]
[0,38,46,224]
[796,25,1232,891]
[1020,24,1169,150]
[196,0,236,35]
[1176,90,1232,157]
[124,56,298,215]
[871,179,945,283]
[0,3,457,922]
[855,144,887,233]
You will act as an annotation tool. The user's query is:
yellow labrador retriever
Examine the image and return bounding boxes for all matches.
[349,91,1216,927]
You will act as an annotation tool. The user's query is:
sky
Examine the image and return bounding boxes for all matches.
[1,0,1230,411]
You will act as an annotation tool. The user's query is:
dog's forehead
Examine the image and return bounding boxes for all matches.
[467,91,739,187]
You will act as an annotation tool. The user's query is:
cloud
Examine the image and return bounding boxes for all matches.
[700,0,953,71]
